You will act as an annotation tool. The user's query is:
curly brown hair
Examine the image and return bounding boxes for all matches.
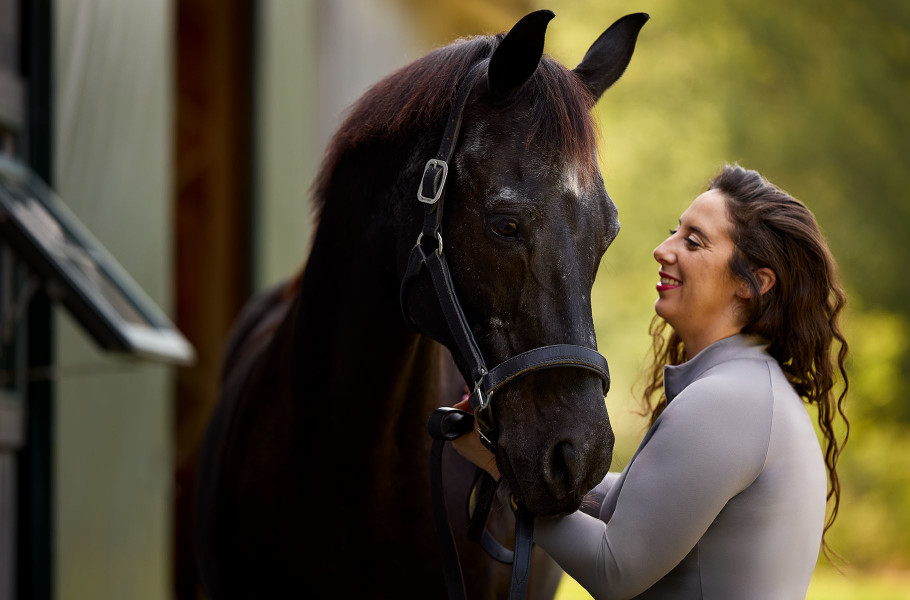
[641,165,849,558]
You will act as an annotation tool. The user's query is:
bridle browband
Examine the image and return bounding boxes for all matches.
[399,59,611,600]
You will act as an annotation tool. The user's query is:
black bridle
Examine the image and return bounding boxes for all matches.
[399,59,611,600]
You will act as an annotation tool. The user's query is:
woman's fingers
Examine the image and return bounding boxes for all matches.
[452,426,501,480]
[450,391,500,479]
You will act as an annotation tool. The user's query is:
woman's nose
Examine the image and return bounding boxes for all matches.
[653,238,673,264]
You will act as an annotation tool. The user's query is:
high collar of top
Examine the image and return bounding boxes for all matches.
[663,334,771,403]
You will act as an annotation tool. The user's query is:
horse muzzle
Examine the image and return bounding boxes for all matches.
[494,371,614,516]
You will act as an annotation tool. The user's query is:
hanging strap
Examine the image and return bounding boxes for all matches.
[428,408,536,600]
[510,506,535,600]
[428,407,479,600]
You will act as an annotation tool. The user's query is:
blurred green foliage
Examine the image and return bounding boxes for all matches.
[535,0,910,573]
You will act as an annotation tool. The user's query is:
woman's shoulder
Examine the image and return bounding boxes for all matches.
[669,355,776,421]
[704,354,776,395]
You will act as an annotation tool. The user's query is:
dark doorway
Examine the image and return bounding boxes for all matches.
[173,1,254,597]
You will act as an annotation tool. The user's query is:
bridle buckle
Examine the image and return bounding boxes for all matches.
[417,159,449,204]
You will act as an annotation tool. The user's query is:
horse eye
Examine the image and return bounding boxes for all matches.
[490,217,519,238]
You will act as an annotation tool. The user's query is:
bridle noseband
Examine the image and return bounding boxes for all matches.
[399,59,611,600]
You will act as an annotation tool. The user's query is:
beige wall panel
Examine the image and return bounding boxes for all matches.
[53,0,173,598]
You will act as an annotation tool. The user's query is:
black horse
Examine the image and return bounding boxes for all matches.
[195,10,647,599]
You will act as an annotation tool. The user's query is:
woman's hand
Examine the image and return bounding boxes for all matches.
[451,397,501,481]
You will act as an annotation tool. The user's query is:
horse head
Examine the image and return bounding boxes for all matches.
[401,11,648,516]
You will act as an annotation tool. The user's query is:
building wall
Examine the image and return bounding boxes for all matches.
[252,0,319,291]
[53,1,173,598]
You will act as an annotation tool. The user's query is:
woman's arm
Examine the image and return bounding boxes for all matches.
[579,472,621,517]
[535,373,772,599]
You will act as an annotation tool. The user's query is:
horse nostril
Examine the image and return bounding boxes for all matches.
[551,440,578,486]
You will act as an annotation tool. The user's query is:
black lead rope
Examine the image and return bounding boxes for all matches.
[402,59,611,600]
[427,408,478,600]
[428,408,538,600]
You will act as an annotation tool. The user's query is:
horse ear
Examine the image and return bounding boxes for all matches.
[488,9,555,99]
[573,13,649,102]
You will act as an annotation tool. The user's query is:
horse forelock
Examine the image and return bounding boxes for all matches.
[525,58,600,188]
[311,34,601,223]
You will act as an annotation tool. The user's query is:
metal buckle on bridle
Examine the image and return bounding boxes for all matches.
[417,159,449,204]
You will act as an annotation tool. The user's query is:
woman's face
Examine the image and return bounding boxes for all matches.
[653,189,745,355]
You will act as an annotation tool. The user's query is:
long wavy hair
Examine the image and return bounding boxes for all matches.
[641,165,849,558]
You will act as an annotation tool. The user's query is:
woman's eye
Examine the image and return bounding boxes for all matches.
[490,217,519,238]
[670,228,700,249]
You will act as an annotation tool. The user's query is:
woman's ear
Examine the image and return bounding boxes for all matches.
[737,267,777,298]
[754,267,777,296]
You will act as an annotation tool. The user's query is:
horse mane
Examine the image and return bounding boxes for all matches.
[312,33,601,221]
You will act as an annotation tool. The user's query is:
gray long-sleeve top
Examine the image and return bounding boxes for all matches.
[535,334,827,599]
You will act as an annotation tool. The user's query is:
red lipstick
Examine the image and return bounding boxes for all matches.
[657,271,682,291]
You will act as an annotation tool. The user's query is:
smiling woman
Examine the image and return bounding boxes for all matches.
[633,164,849,596]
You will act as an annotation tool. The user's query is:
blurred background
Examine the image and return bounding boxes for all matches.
[0,0,907,598]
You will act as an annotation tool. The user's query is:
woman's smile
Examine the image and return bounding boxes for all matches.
[657,271,682,291]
